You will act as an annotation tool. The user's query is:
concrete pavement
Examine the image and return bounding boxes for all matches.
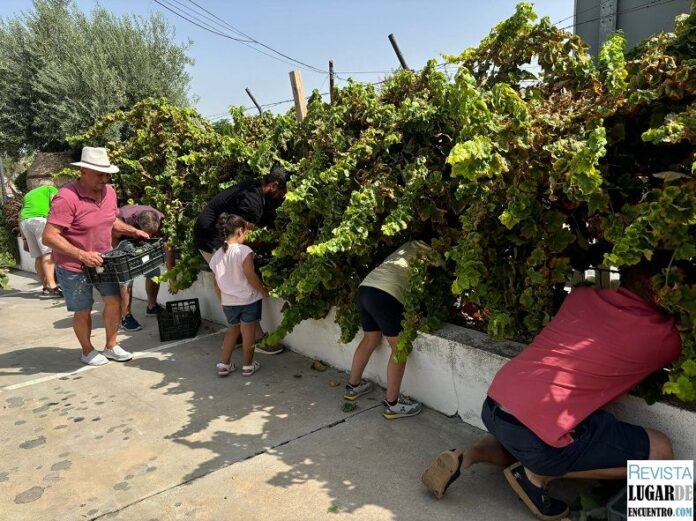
[1,270,588,521]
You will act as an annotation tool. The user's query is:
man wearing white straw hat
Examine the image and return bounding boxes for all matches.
[43,146,150,366]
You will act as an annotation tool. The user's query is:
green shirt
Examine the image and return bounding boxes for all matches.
[360,240,432,304]
[20,185,58,220]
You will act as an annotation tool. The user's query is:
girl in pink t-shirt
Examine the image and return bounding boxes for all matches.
[209,214,269,377]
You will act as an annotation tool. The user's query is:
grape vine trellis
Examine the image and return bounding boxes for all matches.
[70,3,696,402]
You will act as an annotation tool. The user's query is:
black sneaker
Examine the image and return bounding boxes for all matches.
[503,462,569,521]
[145,304,165,316]
[121,314,142,332]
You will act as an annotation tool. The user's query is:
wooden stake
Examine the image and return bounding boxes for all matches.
[245,87,263,116]
[289,70,307,122]
[388,33,410,71]
[329,60,335,104]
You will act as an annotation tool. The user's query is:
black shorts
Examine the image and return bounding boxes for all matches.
[481,397,650,477]
[357,286,404,337]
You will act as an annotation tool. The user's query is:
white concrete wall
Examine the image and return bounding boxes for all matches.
[133,270,696,459]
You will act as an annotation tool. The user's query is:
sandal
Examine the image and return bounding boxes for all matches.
[242,361,261,377]
[216,362,236,377]
[421,449,464,499]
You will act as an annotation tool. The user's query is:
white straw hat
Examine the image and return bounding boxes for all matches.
[71,146,119,174]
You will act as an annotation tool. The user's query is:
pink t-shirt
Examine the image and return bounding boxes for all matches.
[209,243,263,306]
[47,180,118,272]
[488,287,681,448]
[118,204,164,228]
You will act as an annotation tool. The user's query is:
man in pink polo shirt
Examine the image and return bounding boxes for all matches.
[43,147,149,366]
[421,262,684,521]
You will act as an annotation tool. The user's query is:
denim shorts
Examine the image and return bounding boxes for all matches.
[357,285,404,337]
[56,266,121,312]
[119,267,161,289]
[222,300,262,326]
[481,396,650,477]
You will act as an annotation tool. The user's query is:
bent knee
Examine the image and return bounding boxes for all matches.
[646,428,673,460]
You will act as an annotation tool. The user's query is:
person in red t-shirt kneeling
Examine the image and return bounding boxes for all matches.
[421,261,685,521]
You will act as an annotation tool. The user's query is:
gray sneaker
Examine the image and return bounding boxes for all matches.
[383,395,423,419]
[343,380,374,401]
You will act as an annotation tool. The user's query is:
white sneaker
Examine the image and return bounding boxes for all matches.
[80,350,109,366]
[103,345,133,362]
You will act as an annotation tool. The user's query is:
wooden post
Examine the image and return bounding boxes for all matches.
[388,33,411,71]
[329,60,336,104]
[245,87,263,116]
[289,70,307,122]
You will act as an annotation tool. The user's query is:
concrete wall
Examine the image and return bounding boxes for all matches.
[133,270,696,459]
[16,236,37,273]
[575,0,691,57]
[15,248,696,458]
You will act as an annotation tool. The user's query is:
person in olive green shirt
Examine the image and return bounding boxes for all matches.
[19,184,62,297]
[343,240,434,419]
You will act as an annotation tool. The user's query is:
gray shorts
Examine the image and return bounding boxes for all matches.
[20,218,51,258]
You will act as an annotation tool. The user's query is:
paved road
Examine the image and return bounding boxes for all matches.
[1,270,580,520]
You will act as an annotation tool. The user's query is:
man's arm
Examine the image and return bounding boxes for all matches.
[113,218,149,240]
[42,222,103,268]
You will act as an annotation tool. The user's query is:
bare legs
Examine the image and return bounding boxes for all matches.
[442,427,673,488]
[102,295,120,349]
[457,434,516,470]
[220,322,258,366]
[35,253,57,289]
[120,279,160,318]
[348,331,383,386]
[73,309,94,356]
[120,285,132,318]
[347,332,408,403]
[145,278,159,308]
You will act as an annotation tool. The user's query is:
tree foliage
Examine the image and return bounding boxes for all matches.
[0,0,192,156]
[74,3,696,402]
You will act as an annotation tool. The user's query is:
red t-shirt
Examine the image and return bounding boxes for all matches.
[47,180,118,272]
[117,204,164,228]
[488,287,681,448]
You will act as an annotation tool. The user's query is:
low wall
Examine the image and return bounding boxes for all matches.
[15,240,695,456]
[132,270,696,459]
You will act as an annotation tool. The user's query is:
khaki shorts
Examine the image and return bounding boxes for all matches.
[20,218,51,258]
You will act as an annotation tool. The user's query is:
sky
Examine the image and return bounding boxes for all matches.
[1,1,574,119]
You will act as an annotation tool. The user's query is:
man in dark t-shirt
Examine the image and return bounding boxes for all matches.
[193,168,288,355]
[193,169,287,260]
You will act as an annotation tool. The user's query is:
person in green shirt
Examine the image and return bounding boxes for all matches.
[19,184,62,297]
[343,240,434,419]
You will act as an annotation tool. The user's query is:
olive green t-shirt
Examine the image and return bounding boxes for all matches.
[20,185,58,220]
[359,240,432,304]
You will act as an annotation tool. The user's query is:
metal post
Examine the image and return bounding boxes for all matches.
[329,60,336,104]
[0,156,8,203]
[388,33,411,71]
[245,88,263,116]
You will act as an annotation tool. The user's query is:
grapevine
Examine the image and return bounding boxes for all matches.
[71,3,696,402]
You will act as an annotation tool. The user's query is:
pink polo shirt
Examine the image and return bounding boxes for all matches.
[47,180,118,272]
[488,287,681,448]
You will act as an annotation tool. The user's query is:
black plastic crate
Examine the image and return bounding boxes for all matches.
[84,239,165,284]
[157,298,201,342]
